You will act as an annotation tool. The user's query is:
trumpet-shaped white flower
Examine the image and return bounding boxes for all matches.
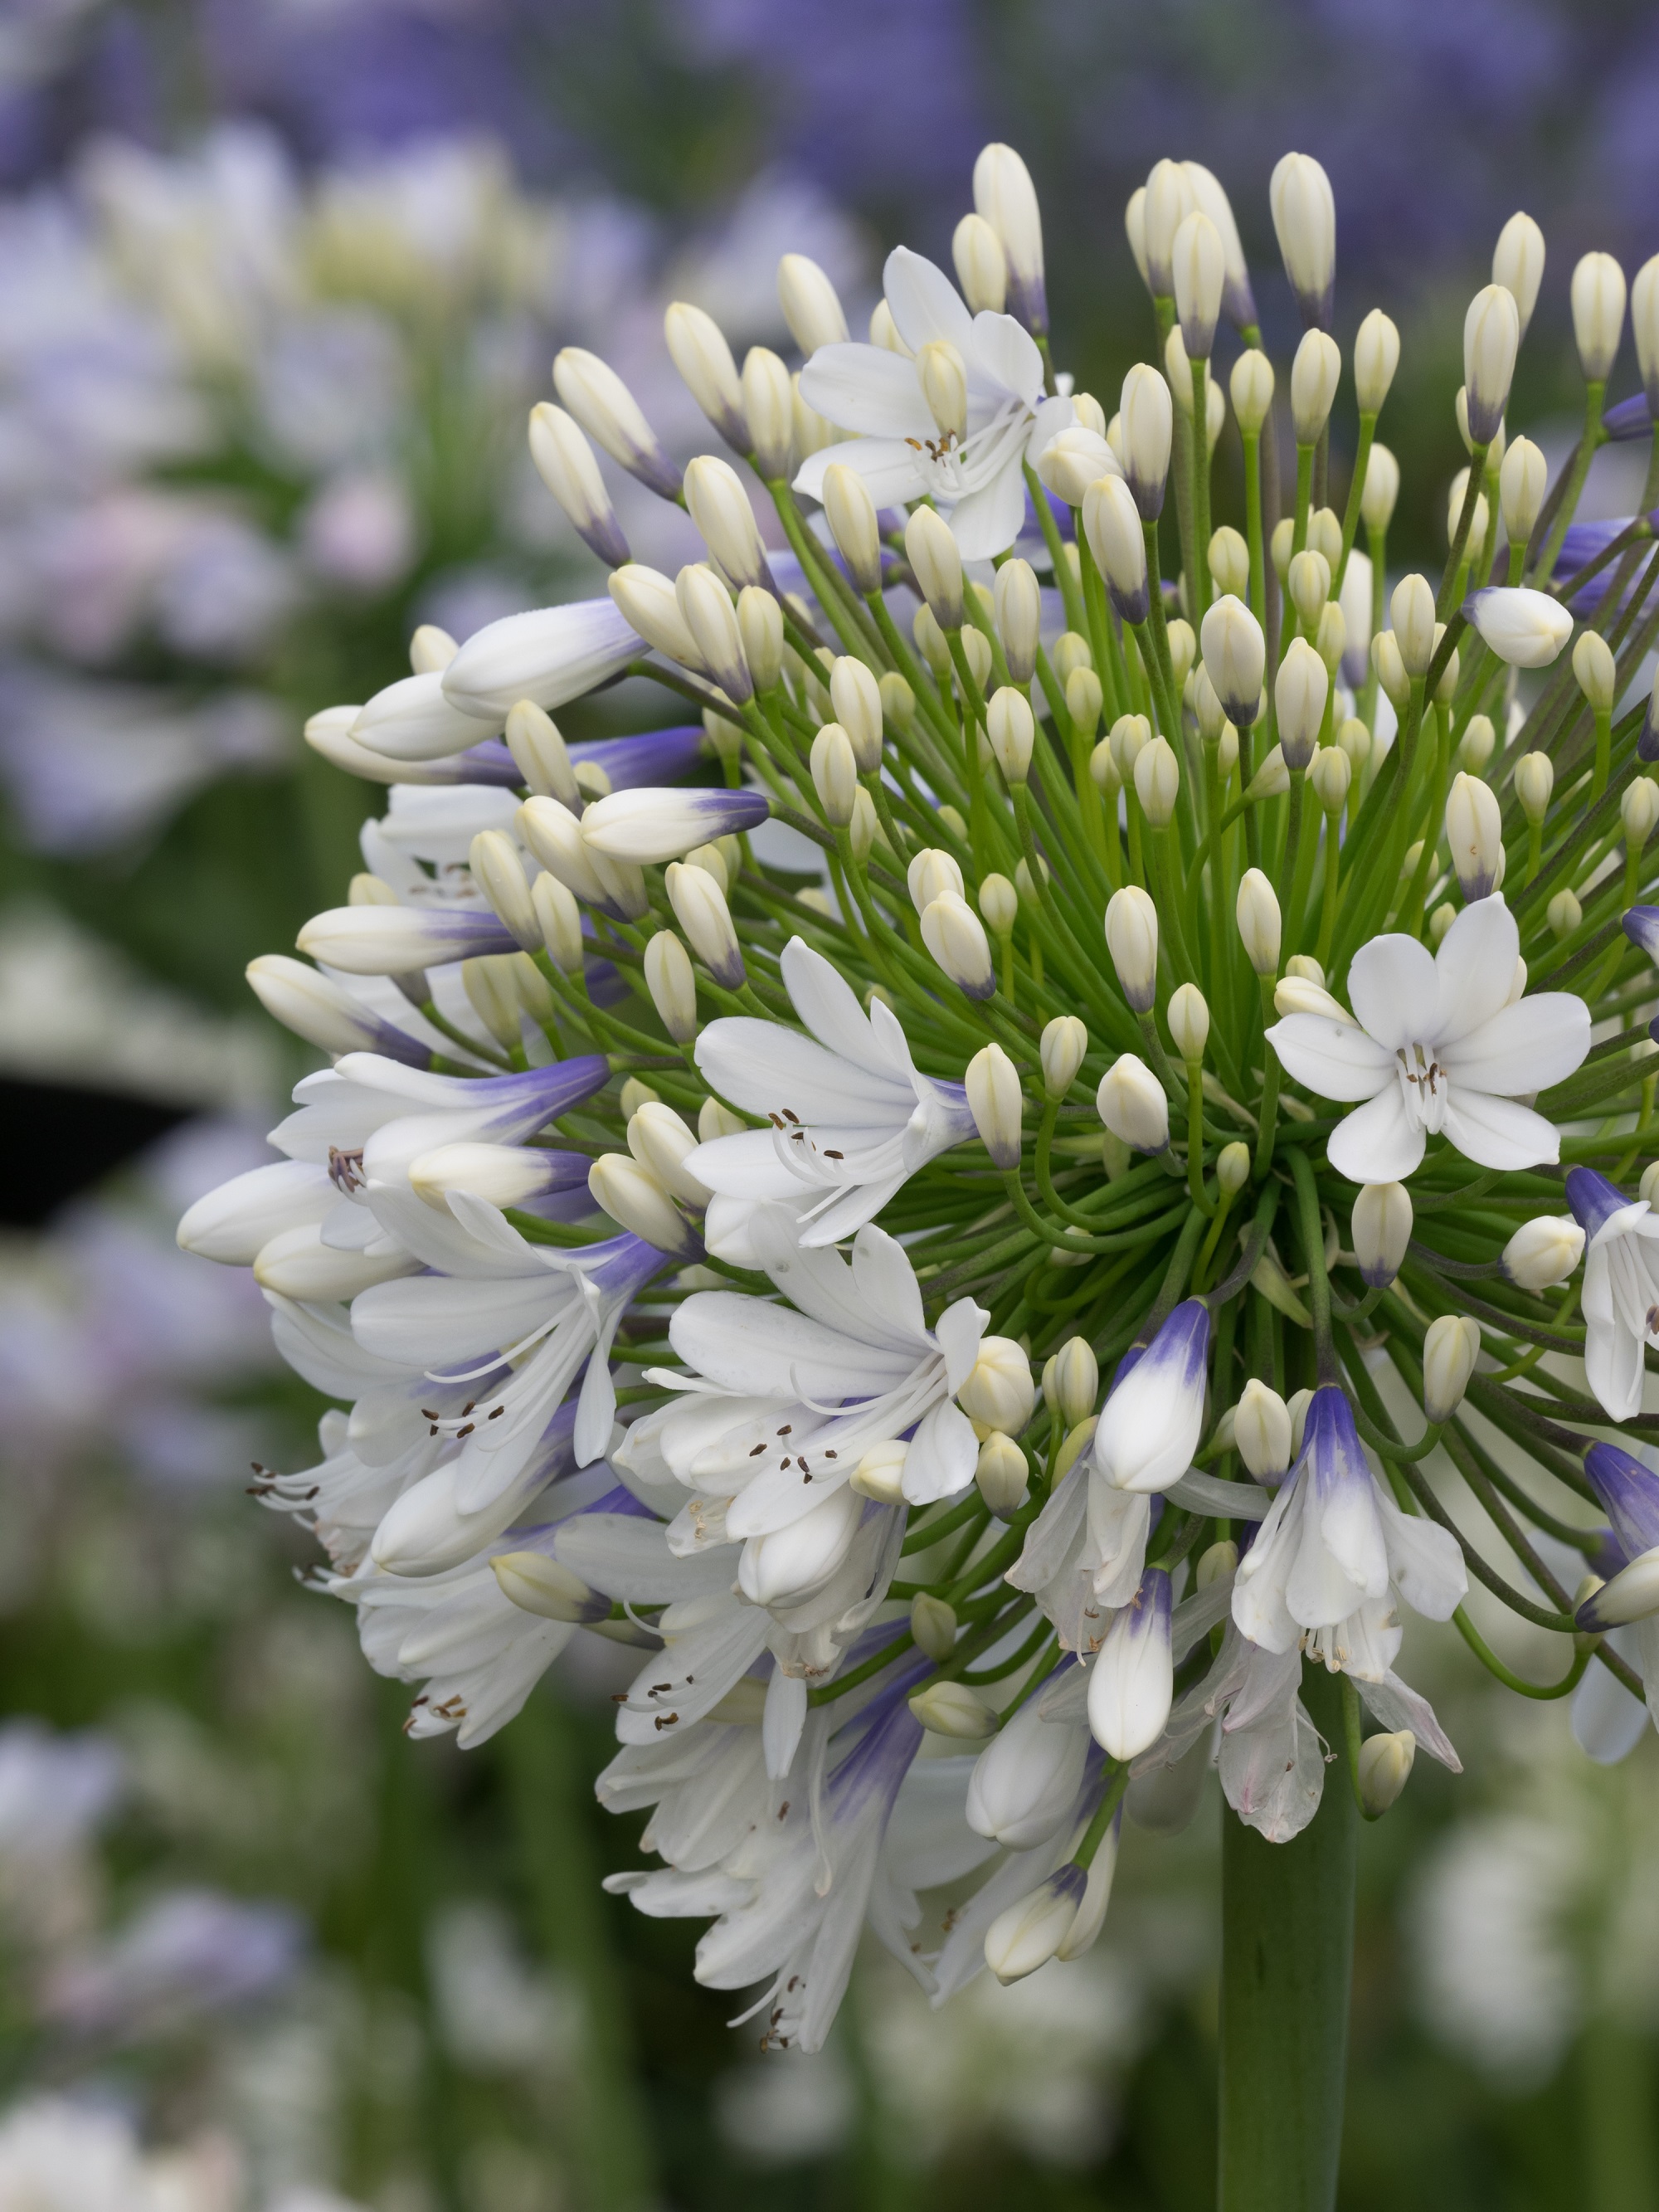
[793,247,1073,559]
[1266,898,1588,1183]
[1567,1168,1659,1419]
[689,936,977,1252]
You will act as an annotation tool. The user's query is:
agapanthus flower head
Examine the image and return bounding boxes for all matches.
[175,133,1659,2075]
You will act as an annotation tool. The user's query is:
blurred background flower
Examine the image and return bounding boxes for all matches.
[3,2,1659,2205]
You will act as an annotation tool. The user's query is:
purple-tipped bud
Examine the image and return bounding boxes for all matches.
[1584,1441,1659,1566]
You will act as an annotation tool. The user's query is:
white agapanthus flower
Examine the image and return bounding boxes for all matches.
[793,246,1074,558]
[1266,898,1589,1182]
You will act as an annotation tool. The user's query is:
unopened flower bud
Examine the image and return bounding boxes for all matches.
[1235,870,1282,977]
[664,300,747,448]
[1291,329,1341,445]
[986,686,1035,783]
[966,1042,1024,1168]
[1172,208,1224,360]
[735,585,782,694]
[984,1868,1086,1985]
[1066,665,1104,740]
[1423,1313,1481,1422]
[1207,526,1249,602]
[1287,548,1331,633]
[644,930,698,1042]
[1270,152,1335,329]
[959,1336,1036,1435]
[975,1431,1029,1517]
[910,1594,958,1663]
[909,1678,999,1739]
[685,455,773,591]
[1235,1379,1292,1481]
[849,1440,907,1503]
[1502,1215,1585,1293]
[1351,307,1399,416]
[1083,475,1150,622]
[1041,1015,1087,1099]
[1357,1730,1415,1817]
[1574,630,1617,712]
[1048,1337,1099,1428]
[1493,211,1546,339]
[552,346,680,501]
[1571,251,1627,384]
[906,504,964,629]
[1308,745,1350,816]
[1199,594,1266,726]
[527,402,629,567]
[1168,982,1209,1065]
[1465,584,1574,670]
[822,659,880,777]
[973,141,1047,333]
[1499,436,1548,547]
[810,724,859,826]
[1445,772,1503,901]
[1462,284,1520,446]
[740,346,794,480]
[1390,573,1436,676]
[917,337,970,441]
[1097,1054,1169,1154]
[468,829,539,952]
[976,874,1018,943]
[1624,778,1659,850]
[922,892,995,999]
[1230,348,1274,436]
[1105,885,1159,1011]
[590,1153,698,1258]
[1352,1182,1411,1287]
[530,870,582,973]
[1548,887,1583,939]
[1120,362,1173,520]
[776,251,849,356]
[1165,619,1197,699]
[676,563,751,703]
[1141,157,1194,296]
[1446,468,1489,558]
[1275,637,1329,770]
[1135,736,1180,826]
[1360,444,1400,538]
[818,463,883,597]
[993,559,1041,685]
[664,860,743,989]
[951,209,1008,314]
[1510,750,1554,826]
[908,846,964,914]
[1457,716,1496,776]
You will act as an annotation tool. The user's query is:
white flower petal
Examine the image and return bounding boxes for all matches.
[694,1017,910,1123]
[882,246,976,356]
[1347,932,1438,1051]
[1438,1087,1562,1170]
[796,344,933,439]
[1436,992,1590,1096]
[1266,1013,1394,1101]
[1326,1086,1425,1184]
[947,464,1029,562]
[967,309,1045,407]
[793,436,929,509]
[782,937,914,1081]
[902,1399,981,1503]
[1430,895,1521,1043]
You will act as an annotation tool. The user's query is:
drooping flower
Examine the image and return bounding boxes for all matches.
[793,247,1073,559]
[1267,899,1589,1183]
[1566,1169,1659,1420]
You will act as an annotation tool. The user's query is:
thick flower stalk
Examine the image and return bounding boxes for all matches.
[179,134,1659,2192]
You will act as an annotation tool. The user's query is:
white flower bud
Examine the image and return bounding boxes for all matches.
[810,724,859,827]
[1467,586,1574,671]
[1462,284,1520,446]
[1624,777,1659,850]
[1502,1215,1585,1293]
[1574,630,1617,713]
[685,454,772,591]
[1497,436,1547,548]
[406,624,457,675]
[825,656,883,775]
[1097,1054,1170,1154]
[1035,425,1122,509]
[1457,716,1496,777]
[1041,1015,1088,1099]
[1207,525,1249,602]
[528,870,581,973]
[907,847,964,914]
[979,872,1019,939]
[1247,743,1292,800]
[1235,1379,1293,1481]
[957,1335,1035,1435]
[1048,1338,1099,1430]
[1165,619,1197,699]
[1124,186,1151,292]
[921,892,996,999]
[1083,474,1151,621]
[1172,208,1224,360]
[1135,736,1180,826]
[1141,158,1194,296]
[1067,665,1104,741]
[1390,573,1437,677]
[776,251,849,355]
[664,860,744,990]
[1548,888,1583,939]
[952,211,1008,313]
[1120,362,1173,520]
[1308,745,1350,816]
[734,586,782,695]
[909,1593,958,1663]
[1110,714,1151,782]
[1357,1730,1416,1817]
[1207,1140,1248,1197]
[1360,442,1400,535]
[1446,467,1489,558]
[1571,251,1627,384]
[1493,211,1546,339]
[1350,1181,1411,1289]
[1633,255,1659,413]
[1270,152,1335,329]
[966,1042,1024,1169]
[498,700,576,808]
[973,141,1047,331]
[1230,870,1284,988]
[552,346,679,500]
[917,338,970,441]
[1315,601,1347,679]
[986,686,1034,784]
[1423,1313,1481,1422]
[1352,308,1400,415]
[527,402,628,566]
[844,1440,907,1504]
[664,300,747,448]
[1445,772,1503,901]
[1168,982,1209,1065]
[464,829,537,953]
[975,1431,1029,1516]
[1510,751,1554,826]
[644,929,698,1043]
[1199,593,1266,727]
[624,1101,711,1211]
[1275,637,1329,771]
[984,1869,1085,1985]
[608,561,701,669]
[1287,548,1331,634]
[992,558,1041,685]
[1230,348,1275,436]
[240,957,397,1060]
[1290,329,1341,445]
[589,1153,698,1258]
[906,503,964,629]
[1105,884,1160,1011]
[676,563,751,703]
[820,462,882,595]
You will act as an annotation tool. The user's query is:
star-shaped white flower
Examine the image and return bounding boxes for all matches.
[793,246,1074,561]
[1266,898,1589,1183]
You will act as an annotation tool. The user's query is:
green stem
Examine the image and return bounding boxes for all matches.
[1218,1659,1355,2212]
